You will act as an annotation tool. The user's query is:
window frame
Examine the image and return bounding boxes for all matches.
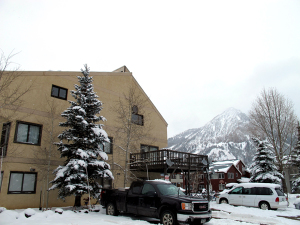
[211,173,218,179]
[14,121,42,146]
[199,184,205,190]
[8,171,37,194]
[1,122,11,157]
[131,105,144,126]
[141,183,156,195]
[51,85,68,100]
[228,172,234,179]
[100,137,113,154]
[218,173,225,179]
[229,186,243,194]
[141,144,159,153]
[0,171,3,191]
[219,183,226,190]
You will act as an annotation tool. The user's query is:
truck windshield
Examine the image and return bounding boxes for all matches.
[157,184,186,196]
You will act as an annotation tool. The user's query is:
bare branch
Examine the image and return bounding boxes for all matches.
[0,50,34,121]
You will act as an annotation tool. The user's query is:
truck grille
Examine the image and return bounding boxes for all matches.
[193,202,208,212]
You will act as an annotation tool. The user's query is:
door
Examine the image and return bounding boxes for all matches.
[242,187,256,207]
[127,182,143,214]
[138,183,159,217]
[227,186,243,205]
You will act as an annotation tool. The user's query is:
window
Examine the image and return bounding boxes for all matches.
[0,171,3,191]
[199,174,204,180]
[14,121,42,145]
[100,137,113,154]
[243,188,256,195]
[218,173,225,179]
[141,144,158,152]
[275,188,284,196]
[1,122,11,157]
[142,183,156,195]
[256,187,273,195]
[8,172,37,194]
[51,85,67,100]
[243,188,251,195]
[131,182,143,194]
[131,105,144,126]
[236,173,238,177]
[230,186,243,194]
[228,173,234,179]
[219,184,225,190]
[211,173,218,179]
[199,184,205,190]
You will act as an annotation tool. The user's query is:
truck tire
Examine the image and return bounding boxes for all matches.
[106,202,119,216]
[160,210,176,225]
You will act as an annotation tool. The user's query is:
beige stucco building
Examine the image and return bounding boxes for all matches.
[0,66,168,209]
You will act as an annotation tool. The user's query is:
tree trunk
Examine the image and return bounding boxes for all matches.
[282,177,288,193]
[74,196,81,207]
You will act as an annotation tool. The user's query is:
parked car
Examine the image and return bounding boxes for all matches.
[100,180,212,225]
[216,183,288,210]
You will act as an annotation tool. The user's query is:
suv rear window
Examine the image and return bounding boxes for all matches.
[275,188,284,196]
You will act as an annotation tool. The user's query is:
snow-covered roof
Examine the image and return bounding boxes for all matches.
[209,160,243,175]
[212,159,244,167]
[237,177,250,183]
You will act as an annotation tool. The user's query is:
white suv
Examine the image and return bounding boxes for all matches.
[216,183,288,210]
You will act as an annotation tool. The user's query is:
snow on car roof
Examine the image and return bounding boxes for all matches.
[235,183,281,188]
[148,179,172,184]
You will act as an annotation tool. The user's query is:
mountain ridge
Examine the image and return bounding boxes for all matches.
[167,108,255,166]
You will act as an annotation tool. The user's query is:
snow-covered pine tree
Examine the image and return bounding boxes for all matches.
[49,65,113,206]
[291,123,300,192]
[250,138,283,184]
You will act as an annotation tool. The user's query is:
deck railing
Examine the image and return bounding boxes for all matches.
[129,149,208,172]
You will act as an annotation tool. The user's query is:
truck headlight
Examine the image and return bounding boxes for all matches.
[181,202,192,210]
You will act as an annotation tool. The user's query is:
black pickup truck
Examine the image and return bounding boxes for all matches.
[100,180,212,225]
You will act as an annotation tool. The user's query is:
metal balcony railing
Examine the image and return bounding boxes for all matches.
[129,149,208,172]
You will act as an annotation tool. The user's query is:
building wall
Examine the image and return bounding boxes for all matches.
[0,70,168,209]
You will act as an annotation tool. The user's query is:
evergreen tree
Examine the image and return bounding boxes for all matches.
[49,65,113,205]
[250,138,283,184]
[291,123,300,192]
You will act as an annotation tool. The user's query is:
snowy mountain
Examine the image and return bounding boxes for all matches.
[168,108,255,166]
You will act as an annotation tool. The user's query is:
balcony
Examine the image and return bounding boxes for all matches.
[130,149,208,173]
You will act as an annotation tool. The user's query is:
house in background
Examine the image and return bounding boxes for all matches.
[0,66,168,209]
[208,159,249,192]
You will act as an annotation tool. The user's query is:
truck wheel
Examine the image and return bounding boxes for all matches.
[106,202,118,216]
[160,210,176,225]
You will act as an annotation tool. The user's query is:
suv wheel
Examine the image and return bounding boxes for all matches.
[160,210,176,225]
[259,201,270,210]
[220,198,228,204]
[106,202,118,216]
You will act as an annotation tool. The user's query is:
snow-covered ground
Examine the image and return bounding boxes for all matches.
[1,195,300,225]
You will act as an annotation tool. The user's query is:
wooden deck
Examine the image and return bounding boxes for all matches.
[130,149,209,173]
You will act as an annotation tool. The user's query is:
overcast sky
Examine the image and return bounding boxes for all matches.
[1,0,300,138]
